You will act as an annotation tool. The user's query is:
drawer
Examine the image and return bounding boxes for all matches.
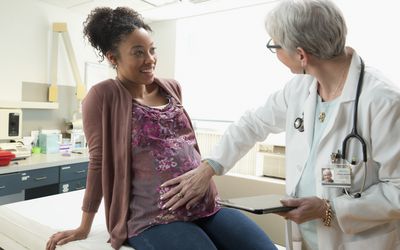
[59,162,88,182]
[0,173,22,196]
[21,167,59,189]
[59,178,86,193]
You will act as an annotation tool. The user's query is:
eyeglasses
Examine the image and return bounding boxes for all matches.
[266,39,282,53]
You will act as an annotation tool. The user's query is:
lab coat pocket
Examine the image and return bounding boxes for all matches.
[339,227,400,250]
[348,160,379,194]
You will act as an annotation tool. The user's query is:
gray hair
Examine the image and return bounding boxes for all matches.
[265,0,347,59]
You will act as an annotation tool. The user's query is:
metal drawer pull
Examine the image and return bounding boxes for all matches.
[0,186,5,189]
[75,170,86,174]
[35,176,48,181]
[75,186,85,190]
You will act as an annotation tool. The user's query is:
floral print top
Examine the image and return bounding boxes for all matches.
[127,94,220,237]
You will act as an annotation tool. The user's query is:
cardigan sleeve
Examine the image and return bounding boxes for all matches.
[81,86,104,213]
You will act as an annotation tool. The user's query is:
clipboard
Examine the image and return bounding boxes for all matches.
[217,194,296,214]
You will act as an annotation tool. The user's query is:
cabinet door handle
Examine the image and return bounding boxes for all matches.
[75,170,86,174]
[35,176,48,181]
[0,186,5,189]
[75,186,85,190]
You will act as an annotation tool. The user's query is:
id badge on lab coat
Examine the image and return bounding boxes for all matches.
[321,163,352,188]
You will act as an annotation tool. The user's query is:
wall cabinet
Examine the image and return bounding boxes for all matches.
[59,178,86,193]
[59,162,87,193]
[22,167,60,200]
[0,162,88,204]
[0,173,22,197]
[21,167,59,189]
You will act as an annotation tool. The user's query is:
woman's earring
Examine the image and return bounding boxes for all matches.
[301,61,306,74]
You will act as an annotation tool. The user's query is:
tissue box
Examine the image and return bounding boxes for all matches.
[38,134,59,154]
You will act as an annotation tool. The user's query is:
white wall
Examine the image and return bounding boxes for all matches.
[171,0,400,145]
[1,0,399,136]
[0,0,177,102]
[175,1,288,122]
[151,20,177,79]
[0,0,101,102]
[336,0,399,85]
[173,0,400,123]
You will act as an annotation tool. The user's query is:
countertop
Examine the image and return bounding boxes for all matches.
[0,150,89,175]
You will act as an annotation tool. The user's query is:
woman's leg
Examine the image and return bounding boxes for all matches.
[195,208,278,250]
[127,221,217,250]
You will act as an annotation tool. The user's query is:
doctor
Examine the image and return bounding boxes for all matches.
[161,0,400,249]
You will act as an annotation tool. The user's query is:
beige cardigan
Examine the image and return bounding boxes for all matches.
[81,78,201,249]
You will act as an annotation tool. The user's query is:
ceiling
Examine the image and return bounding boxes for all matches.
[38,0,278,22]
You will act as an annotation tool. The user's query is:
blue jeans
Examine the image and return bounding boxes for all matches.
[128,207,278,250]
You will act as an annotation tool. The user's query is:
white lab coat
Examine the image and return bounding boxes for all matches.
[209,51,400,249]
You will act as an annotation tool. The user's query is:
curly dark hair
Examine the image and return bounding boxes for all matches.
[83,6,152,62]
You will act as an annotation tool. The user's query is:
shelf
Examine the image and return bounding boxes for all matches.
[0,101,59,109]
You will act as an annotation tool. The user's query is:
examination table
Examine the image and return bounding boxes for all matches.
[0,189,285,250]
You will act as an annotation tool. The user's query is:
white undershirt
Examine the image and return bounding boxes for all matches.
[296,95,339,250]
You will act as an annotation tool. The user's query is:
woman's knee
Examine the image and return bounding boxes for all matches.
[196,208,277,250]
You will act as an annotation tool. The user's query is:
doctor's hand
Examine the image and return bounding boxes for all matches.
[46,227,89,250]
[275,196,326,224]
[160,161,215,211]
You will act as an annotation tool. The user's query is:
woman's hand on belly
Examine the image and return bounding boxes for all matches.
[160,162,216,211]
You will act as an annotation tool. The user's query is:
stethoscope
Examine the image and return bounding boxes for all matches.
[294,58,367,198]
